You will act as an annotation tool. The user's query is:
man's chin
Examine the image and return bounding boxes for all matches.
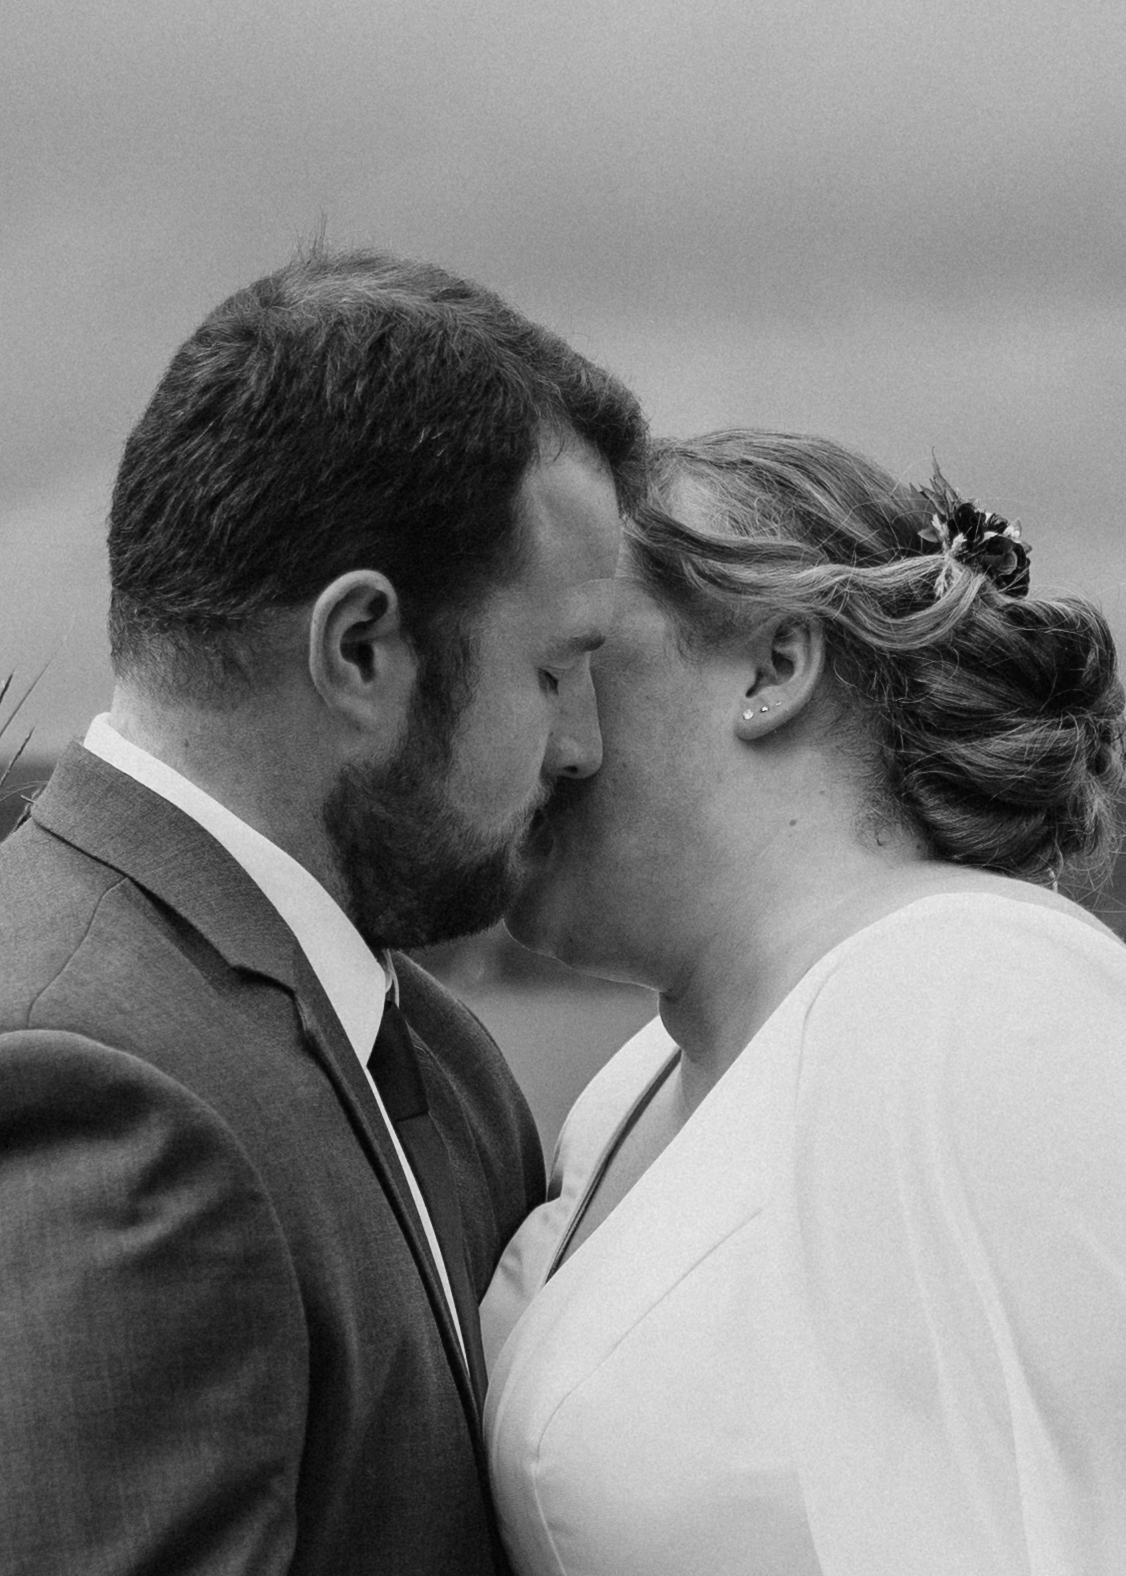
[326,710,556,952]
[341,828,531,954]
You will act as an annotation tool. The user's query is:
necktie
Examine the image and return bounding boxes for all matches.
[367,998,488,1406]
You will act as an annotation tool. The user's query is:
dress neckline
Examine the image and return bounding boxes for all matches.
[540,888,1119,1288]
[546,1048,681,1282]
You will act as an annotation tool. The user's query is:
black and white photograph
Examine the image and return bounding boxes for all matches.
[2,1,1125,1570]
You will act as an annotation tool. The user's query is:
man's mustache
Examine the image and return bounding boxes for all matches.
[537,772,592,825]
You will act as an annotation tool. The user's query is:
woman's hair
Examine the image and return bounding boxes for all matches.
[629,430,1126,884]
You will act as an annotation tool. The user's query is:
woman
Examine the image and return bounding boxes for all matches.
[481,431,1126,1575]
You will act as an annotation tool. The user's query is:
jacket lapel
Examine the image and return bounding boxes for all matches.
[32,743,482,1433]
[289,953,484,1427]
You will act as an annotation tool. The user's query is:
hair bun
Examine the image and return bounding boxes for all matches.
[890,594,1125,880]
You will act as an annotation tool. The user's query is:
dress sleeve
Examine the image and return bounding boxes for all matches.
[0,1030,309,1575]
[786,903,1126,1576]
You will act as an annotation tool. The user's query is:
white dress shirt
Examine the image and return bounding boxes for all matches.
[84,714,467,1365]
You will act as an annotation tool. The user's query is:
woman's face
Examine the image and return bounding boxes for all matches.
[506,554,749,987]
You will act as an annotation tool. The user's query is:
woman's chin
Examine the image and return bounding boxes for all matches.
[503,871,562,955]
[506,820,614,967]
[504,851,592,962]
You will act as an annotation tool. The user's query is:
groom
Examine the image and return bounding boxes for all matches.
[0,247,645,1574]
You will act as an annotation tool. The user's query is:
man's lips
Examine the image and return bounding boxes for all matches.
[522,806,556,860]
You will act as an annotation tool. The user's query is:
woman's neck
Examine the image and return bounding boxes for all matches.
[657,825,935,1114]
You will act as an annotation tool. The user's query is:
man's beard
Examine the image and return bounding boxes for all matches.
[322,649,544,954]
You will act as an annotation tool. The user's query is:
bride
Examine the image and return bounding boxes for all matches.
[481,431,1126,1575]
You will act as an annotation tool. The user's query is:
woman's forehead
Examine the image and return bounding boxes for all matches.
[655,469,718,531]
[597,576,685,670]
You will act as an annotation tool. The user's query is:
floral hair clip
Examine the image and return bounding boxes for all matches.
[913,464,1031,599]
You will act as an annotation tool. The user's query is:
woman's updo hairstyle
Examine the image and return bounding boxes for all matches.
[630,430,1125,884]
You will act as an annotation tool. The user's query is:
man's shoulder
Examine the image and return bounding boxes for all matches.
[0,815,289,1068]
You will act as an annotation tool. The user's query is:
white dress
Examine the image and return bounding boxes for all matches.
[482,894,1126,1576]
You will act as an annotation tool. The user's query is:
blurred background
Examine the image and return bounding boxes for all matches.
[3,0,1124,1150]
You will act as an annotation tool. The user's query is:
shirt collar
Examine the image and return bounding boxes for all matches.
[83,714,390,1059]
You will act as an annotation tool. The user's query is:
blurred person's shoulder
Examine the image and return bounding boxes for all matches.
[0,809,129,1013]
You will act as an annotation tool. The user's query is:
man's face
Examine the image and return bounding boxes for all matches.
[506,549,743,986]
[324,440,623,951]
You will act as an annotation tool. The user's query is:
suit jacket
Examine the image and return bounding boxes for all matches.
[0,743,545,1576]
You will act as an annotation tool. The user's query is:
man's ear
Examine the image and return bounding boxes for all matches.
[733,617,825,740]
[307,569,417,731]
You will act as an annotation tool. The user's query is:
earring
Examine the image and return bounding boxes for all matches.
[742,701,783,720]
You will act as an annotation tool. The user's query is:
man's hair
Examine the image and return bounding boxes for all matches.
[108,245,647,698]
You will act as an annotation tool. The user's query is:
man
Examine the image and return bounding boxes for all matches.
[0,247,646,1573]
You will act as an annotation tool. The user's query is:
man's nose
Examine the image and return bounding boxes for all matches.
[544,678,603,779]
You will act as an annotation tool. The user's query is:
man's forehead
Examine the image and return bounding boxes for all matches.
[520,572,617,640]
[539,572,662,642]
[518,447,621,567]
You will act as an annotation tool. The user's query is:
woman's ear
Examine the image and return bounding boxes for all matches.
[307,569,417,732]
[733,617,825,741]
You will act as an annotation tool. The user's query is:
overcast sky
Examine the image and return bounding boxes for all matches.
[3,0,1124,752]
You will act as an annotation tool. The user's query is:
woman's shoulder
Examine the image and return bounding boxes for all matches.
[793,881,1126,1113]
[834,881,1125,981]
[787,882,1126,1302]
[799,871,1124,1002]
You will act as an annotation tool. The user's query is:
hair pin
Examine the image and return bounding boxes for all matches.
[913,462,1030,599]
